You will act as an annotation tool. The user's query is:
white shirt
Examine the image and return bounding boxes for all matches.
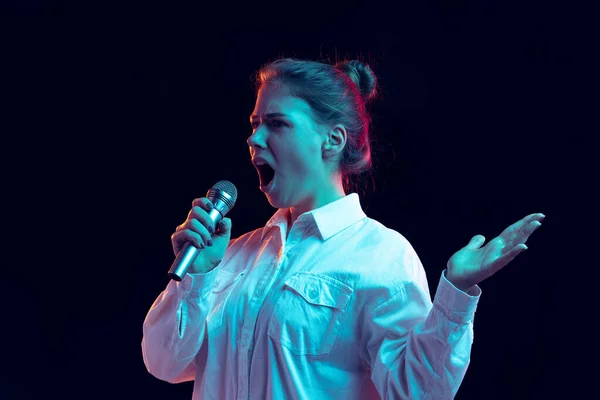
[142,193,481,399]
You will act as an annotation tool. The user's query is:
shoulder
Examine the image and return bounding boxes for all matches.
[361,217,422,269]
[353,217,430,302]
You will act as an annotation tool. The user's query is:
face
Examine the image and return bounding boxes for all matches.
[247,83,331,210]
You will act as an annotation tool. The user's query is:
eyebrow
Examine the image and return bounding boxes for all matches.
[249,112,289,120]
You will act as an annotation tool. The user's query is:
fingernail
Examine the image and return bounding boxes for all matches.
[207,202,213,210]
[208,225,214,233]
[207,239,213,246]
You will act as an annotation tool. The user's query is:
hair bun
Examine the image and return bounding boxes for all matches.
[336,60,378,102]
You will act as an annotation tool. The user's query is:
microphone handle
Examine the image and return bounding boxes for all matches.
[168,207,223,281]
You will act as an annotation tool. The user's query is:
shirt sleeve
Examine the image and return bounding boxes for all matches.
[362,270,481,399]
[141,267,220,383]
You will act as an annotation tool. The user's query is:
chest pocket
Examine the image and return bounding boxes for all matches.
[206,269,245,332]
[267,272,353,356]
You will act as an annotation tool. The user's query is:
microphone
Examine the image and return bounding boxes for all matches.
[168,180,238,281]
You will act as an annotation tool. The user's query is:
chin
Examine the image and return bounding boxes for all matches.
[265,192,288,209]
[263,179,312,211]
[264,185,295,209]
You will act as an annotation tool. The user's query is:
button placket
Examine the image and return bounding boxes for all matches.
[238,258,282,400]
[239,236,296,400]
[238,351,247,398]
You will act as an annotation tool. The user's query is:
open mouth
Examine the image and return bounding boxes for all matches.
[257,164,275,188]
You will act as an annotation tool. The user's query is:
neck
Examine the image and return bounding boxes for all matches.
[287,177,346,226]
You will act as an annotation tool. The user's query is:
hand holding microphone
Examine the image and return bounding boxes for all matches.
[168,181,237,280]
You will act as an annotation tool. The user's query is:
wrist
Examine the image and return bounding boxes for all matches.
[445,270,474,293]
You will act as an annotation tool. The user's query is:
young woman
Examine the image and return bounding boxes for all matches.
[142,58,545,399]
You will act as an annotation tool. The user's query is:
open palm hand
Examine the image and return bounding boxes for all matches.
[447,213,546,291]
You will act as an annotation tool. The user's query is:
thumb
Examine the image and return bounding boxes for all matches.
[215,217,232,236]
[466,234,486,250]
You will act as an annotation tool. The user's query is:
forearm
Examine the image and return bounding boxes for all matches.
[368,271,481,399]
[141,270,218,383]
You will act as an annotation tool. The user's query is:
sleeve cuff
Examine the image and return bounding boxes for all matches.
[176,267,220,297]
[433,269,481,324]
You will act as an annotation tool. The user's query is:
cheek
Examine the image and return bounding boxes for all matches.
[287,144,321,174]
[306,141,323,168]
[274,132,322,175]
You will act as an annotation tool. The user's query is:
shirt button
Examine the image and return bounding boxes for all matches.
[310,288,318,299]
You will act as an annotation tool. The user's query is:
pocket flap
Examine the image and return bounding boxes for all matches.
[284,272,353,309]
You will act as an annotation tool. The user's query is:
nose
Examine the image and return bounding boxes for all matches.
[246,126,267,150]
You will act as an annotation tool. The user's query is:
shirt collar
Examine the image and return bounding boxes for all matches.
[260,193,367,242]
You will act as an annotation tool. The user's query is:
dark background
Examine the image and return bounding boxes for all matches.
[2,0,592,399]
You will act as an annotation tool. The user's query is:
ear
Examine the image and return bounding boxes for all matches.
[322,124,347,160]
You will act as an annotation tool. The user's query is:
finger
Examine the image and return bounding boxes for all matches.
[523,220,542,237]
[192,197,214,212]
[189,206,216,234]
[186,219,213,245]
[505,213,545,233]
[466,235,486,250]
[526,213,546,222]
[216,217,232,236]
[509,213,544,235]
[511,220,542,247]
[502,244,528,264]
[490,244,528,274]
[500,218,533,241]
[171,229,205,253]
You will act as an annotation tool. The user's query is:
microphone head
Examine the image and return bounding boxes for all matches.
[206,180,238,215]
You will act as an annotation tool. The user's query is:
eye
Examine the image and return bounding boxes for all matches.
[250,119,286,130]
[269,119,285,128]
